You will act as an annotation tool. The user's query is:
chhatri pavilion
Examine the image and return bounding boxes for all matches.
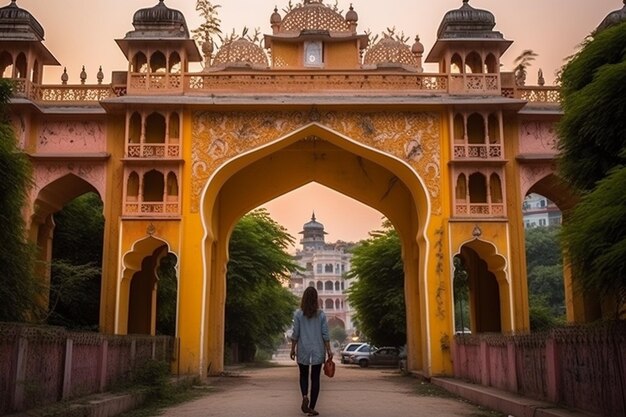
[2,0,623,377]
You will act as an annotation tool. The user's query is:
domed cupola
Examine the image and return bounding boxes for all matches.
[128,0,190,39]
[426,0,511,81]
[363,35,420,71]
[595,1,626,35]
[211,38,269,70]
[116,0,201,79]
[436,0,500,40]
[264,0,368,69]
[0,0,44,41]
[300,212,327,251]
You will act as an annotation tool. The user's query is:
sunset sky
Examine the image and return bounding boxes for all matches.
[13,0,621,249]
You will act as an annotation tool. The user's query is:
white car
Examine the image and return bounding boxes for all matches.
[340,342,366,364]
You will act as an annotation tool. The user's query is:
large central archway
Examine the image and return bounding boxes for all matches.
[199,123,432,375]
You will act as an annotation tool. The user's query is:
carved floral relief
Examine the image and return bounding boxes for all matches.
[191,110,441,214]
[37,121,106,153]
[519,121,558,155]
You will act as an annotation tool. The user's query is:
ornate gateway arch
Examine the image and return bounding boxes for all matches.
[5,0,612,377]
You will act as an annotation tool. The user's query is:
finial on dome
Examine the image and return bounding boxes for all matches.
[346,3,358,23]
[311,211,316,222]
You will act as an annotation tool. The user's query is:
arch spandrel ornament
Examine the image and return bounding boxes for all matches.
[191,110,442,214]
[37,120,106,153]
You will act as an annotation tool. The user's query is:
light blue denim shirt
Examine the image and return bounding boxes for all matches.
[291,309,329,365]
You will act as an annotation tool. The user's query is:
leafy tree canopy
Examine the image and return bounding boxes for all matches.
[225,209,299,361]
[558,21,626,315]
[346,223,406,347]
[558,22,626,191]
[0,79,40,322]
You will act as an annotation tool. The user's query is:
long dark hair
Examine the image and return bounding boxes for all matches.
[301,287,319,318]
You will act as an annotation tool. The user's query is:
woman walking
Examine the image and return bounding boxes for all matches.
[290,287,333,416]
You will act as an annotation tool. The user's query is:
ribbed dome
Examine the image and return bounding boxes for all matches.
[280,1,351,33]
[212,38,269,69]
[364,36,416,68]
[437,0,500,40]
[129,0,190,38]
[596,1,626,34]
[0,0,45,41]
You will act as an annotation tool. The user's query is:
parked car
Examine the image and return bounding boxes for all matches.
[349,346,400,368]
[340,342,366,364]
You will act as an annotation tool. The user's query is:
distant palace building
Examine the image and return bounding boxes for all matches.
[290,214,356,335]
[522,193,562,229]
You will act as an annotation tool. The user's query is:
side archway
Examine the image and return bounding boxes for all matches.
[119,235,178,335]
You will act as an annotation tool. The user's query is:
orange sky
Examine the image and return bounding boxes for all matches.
[13,0,621,248]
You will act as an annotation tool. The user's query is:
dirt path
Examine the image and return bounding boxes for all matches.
[158,361,501,417]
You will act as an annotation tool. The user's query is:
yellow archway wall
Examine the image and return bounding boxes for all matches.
[183,122,456,377]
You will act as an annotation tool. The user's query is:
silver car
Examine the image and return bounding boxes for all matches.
[349,346,400,368]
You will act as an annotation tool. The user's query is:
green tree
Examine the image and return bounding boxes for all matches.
[0,79,40,322]
[48,192,104,329]
[226,209,299,362]
[557,21,626,315]
[346,223,406,347]
[524,225,565,328]
[156,254,177,336]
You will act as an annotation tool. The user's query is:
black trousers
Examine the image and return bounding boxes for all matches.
[298,363,322,410]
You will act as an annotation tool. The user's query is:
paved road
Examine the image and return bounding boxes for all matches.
[158,360,501,417]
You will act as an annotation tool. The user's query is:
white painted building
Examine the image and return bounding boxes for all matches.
[522,193,562,228]
[290,213,356,334]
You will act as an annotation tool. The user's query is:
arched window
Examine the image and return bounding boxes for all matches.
[127,172,139,201]
[469,173,487,203]
[325,264,333,273]
[169,112,180,142]
[129,112,141,143]
[0,51,12,78]
[169,52,181,73]
[335,281,340,291]
[490,173,503,204]
[485,54,498,73]
[453,114,465,142]
[450,53,462,74]
[335,299,340,309]
[316,281,323,291]
[145,113,165,144]
[467,113,485,144]
[150,51,167,73]
[132,52,148,73]
[456,174,467,202]
[488,114,500,144]
[15,53,27,78]
[166,172,178,199]
[325,299,334,310]
[308,281,315,288]
[143,170,164,202]
[465,51,482,74]
[316,264,323,274]
[325,281,333,291]
[341,282,345,291]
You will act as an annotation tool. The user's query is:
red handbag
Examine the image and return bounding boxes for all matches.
[323,357,335,378]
